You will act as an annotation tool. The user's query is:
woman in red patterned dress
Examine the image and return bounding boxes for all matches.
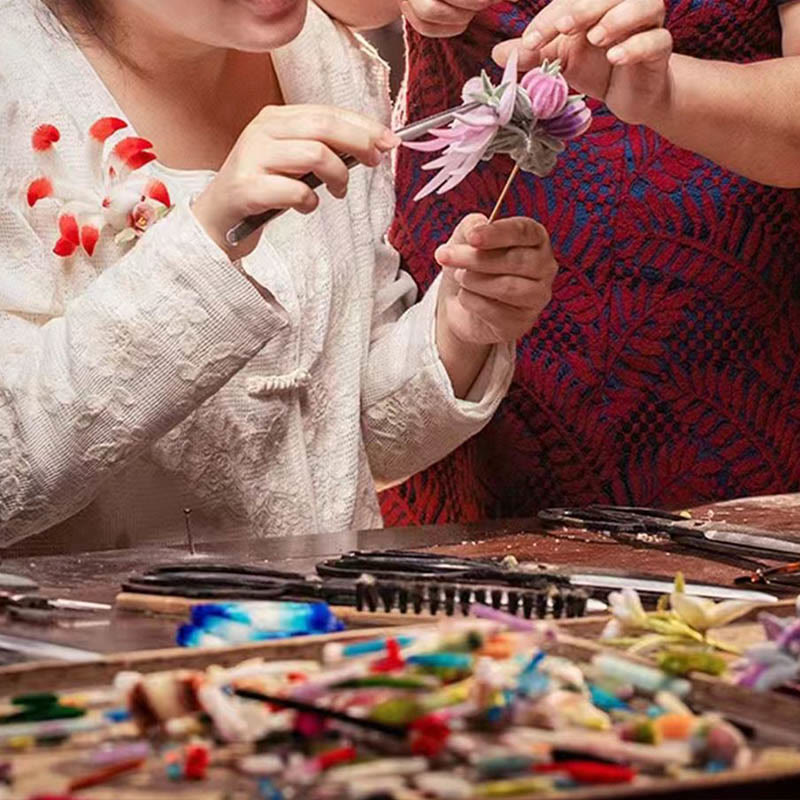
[327,0,800,523]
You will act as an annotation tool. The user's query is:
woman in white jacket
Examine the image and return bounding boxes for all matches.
[0,0,556,549]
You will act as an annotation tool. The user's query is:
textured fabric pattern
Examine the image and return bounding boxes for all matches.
[0,0,513,548]
[381,0,800,525]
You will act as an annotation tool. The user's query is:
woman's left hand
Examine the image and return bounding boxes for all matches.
[493,0,673,126]
[435,214,557,347]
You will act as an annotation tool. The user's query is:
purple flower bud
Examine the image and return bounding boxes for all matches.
[461,76,483,103]
[540,98,592,141]
[520,68,569,119]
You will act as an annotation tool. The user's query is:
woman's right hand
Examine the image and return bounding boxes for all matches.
[193,104,400,258]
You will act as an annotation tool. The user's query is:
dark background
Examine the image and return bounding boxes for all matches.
[365,20,406,98]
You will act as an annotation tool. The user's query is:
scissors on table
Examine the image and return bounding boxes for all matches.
[537,504,800,589]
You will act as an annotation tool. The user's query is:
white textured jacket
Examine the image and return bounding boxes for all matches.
[0,0,513,548]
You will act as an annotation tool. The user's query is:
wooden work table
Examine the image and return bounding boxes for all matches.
[0,494,798,659]
[0,517,534,657]
[2,498,800,800]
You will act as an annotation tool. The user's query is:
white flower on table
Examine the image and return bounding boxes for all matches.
[669,592,754,634]
[601,587,648,639]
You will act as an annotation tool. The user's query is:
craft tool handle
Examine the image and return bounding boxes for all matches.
[225,154,358,246]
[115,591,201,615]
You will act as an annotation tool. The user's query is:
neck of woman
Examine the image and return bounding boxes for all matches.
[66,5,283,170]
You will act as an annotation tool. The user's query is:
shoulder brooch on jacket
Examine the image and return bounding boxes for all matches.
[25,117,172,258]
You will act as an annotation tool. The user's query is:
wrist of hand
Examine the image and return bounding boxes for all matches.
[633,60,677,132]
[192,191,232,256]
[435,289,492,399]
[192,189,259,261]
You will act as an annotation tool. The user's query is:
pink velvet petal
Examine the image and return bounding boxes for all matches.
[497,50,519,126]
[403,138,452,152]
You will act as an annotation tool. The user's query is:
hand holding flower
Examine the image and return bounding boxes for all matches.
[435,214,557,348]
[492,0,673,127]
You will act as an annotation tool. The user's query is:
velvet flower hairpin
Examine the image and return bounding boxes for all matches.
[404,53,591,218]
[600,574,756,678]
[736,610,800,692]
[26,117,172,258]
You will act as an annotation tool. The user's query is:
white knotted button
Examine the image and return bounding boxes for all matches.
[246,367,311,398]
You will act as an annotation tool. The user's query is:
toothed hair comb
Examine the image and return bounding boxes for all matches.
[122,556,589,620]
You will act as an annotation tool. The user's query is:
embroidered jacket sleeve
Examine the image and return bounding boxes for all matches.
[0,201,287,544]
[360,162,515,487]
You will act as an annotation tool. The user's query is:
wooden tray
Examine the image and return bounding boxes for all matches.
[6,742,799,800]
[3,621,800,800]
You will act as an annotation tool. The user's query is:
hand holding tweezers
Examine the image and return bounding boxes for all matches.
[224,101,480,246]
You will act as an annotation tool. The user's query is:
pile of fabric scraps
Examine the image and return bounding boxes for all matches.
[17,618,788,798]
[176,600,345,647]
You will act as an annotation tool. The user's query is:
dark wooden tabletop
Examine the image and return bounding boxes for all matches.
[0,517,536,656]
[1,493,798,659]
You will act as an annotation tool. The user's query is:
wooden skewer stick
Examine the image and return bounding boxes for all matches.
[68,757,147,791]
[488,163,520,223]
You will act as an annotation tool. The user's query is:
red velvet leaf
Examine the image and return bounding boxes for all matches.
[58,214,80,245]
[81,225,100,256]
[32,124,60,151]
[144,179,170,207]
[26,177,53,207]
[111,137,155,168]
[89,117,127,142]
[53,237,77,257]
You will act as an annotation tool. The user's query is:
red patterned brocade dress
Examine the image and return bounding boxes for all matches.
[380,0,800,524]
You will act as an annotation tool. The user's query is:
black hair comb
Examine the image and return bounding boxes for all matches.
[317,550,588,618]
[122,549,777,622]
[122,554,590,620]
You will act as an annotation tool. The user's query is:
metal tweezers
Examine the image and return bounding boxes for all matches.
[225,100,480,246]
